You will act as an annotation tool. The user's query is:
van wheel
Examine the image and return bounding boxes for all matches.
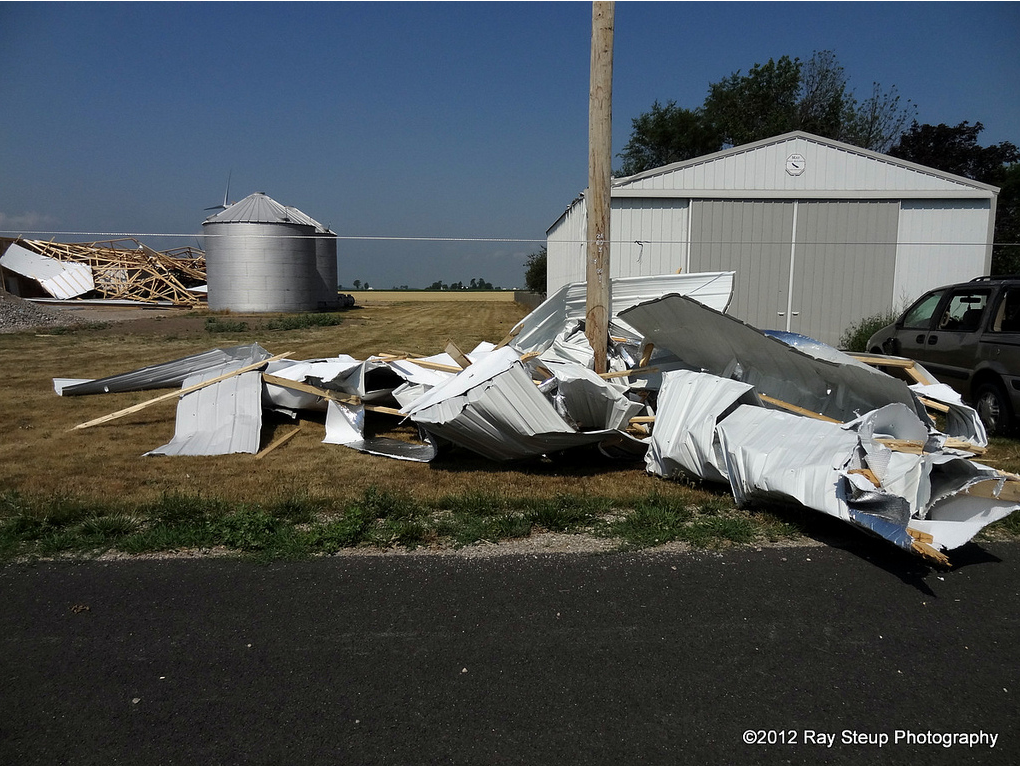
[975,382,1013,436]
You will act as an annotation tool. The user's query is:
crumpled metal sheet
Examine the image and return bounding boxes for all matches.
[405,347,631,461]
[146,365,263,456]
[714,401,1012,553]
[544,361,644,432]
[645,370,761,483]
[55,344,272,396]
[262,357,361,411]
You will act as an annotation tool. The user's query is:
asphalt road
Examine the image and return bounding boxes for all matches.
[2,540,1018,766]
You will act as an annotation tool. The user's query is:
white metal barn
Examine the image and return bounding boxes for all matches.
[546,131,999,346]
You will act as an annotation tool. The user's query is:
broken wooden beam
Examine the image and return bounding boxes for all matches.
[255,425,303,460]
[71,352,292,431]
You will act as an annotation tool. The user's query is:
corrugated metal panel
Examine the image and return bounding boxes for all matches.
[55,344,272,396]
[510,271,735,355]
[405,348,614,461]
[688,200,794,332]
[147,367,264,456]
[546,198,586,293]
[790,201,897,346]
[645,370,760,483]
[619,294,923,423]
[894,200,992,302]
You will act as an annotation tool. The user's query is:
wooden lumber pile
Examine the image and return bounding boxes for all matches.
[16,238,206,306]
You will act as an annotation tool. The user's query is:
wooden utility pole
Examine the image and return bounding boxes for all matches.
[586,1,614,374]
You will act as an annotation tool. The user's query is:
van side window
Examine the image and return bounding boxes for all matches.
[901,290,946,329]
[936,289,990,332]
[991,287,1020,333]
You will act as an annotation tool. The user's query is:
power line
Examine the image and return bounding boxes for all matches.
[1,230,1016,247]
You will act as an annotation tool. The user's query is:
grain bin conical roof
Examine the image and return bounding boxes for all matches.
[203,192,311,226]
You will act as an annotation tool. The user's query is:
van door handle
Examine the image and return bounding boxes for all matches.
[927,336,938,345]
[916,334,925,343]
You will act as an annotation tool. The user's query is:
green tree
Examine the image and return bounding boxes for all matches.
[524,246,547,294]
[888,122,1020,273]
[888,121,1019,182]
[994,164,1020,274]
[617,101,722,177]
[618,51,915,175]
[703,55,804,148]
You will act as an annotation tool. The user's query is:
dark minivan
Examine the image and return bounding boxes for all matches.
[867,276,1020,435]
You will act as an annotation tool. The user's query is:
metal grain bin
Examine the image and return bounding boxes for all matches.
[202,192,320,312]
[283,205,339,309]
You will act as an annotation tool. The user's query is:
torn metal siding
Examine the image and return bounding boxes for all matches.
[323,400,437,462]
[146,366,264,456]
[55,344,272,396]
[645,370,761,483]
[714,402,1011,555]
[545,362,644,432]
[405,348,623,461]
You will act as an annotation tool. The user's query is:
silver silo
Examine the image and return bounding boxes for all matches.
[284,205,339,309]
[202,192,320,312]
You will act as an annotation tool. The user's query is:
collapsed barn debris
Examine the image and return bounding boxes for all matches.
[1,238,206,306]
[54,272,1020,564]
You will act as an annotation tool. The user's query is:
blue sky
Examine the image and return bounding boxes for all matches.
[1,1,1017,290]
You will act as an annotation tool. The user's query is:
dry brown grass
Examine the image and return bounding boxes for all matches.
[0,302,726,512]
[3,300,1019,531]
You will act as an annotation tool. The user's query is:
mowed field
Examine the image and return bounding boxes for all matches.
[345,290,520,303]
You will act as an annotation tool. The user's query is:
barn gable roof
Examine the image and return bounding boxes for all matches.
[610,131,999,199]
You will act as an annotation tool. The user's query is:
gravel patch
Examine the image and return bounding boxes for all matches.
[0,290,85,334]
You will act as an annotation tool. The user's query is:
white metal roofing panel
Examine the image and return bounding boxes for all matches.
[546,361,643,431]
[405,347,628,461]
[612,132,997,197]
[0,242,94,299]
[147,366,263,456]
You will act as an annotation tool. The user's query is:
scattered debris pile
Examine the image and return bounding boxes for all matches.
[54,271,1020,564]
[0,238,206,306]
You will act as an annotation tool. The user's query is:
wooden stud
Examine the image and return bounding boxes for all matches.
[262,374,361,405]
[638,343,654,368]
[443,340,471,369]
[255,425,303,460]
[758,394,842,423]
[847,468,881,487]
[599,366,658,380]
